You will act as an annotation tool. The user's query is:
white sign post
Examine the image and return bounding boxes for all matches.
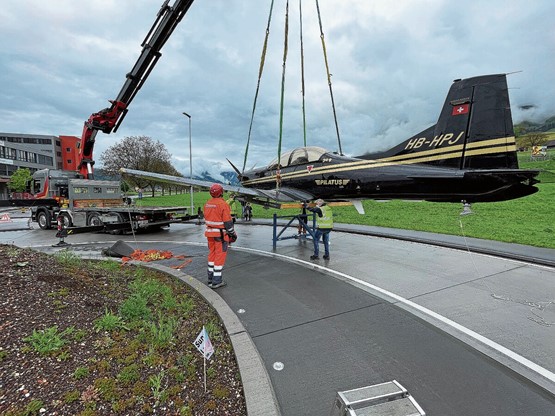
[193,326,214,392]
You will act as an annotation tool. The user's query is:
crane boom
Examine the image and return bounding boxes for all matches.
[78,0,195,179]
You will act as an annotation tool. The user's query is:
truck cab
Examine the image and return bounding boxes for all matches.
[28,169,82,199]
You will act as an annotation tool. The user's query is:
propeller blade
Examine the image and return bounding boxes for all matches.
[226,158,243,180]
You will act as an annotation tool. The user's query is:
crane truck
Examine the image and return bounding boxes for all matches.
[1,0,197,234]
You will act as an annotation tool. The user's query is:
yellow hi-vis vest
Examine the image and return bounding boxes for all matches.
[316,205,333,229]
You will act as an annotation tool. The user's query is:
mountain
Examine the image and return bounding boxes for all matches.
[515,115,555,134]
[197,170,240,185]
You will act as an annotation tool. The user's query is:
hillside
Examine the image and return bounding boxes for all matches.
[515,115,555,134]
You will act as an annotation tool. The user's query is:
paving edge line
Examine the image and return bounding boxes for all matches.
[136,262,281,416]
[229,245,555,398]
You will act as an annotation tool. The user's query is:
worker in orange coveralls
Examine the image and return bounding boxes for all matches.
[204,184,237,289]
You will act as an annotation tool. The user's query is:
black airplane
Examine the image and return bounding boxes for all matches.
[121,74,540,214]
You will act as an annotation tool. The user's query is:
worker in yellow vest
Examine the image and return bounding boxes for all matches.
[306,199,333,260]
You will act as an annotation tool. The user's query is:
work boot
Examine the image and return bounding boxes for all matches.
[208,282,213,288]
[310,255,319,260]
[211,281,227,289]
[323,255,330,260]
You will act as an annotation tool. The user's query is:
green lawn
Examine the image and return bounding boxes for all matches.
[137,151,555,249]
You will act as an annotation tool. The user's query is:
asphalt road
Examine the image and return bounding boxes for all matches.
[1,216,554,415]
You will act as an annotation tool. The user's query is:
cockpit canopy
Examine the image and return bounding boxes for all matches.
[267,146,329,170]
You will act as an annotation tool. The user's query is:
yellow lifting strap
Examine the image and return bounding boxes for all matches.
[276,0,290,190]
[299,0,307,147]
[242,0,276,174]
[315,0,343,155]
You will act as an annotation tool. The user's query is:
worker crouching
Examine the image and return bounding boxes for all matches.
[204,184,238,289]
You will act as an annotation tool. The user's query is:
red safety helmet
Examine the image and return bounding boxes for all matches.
[209,183,224,198]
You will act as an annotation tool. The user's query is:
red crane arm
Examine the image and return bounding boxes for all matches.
[77,0,195,179]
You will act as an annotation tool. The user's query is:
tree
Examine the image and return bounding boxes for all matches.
[516,133,549,150]
[8,168,32,193]
[100,136,178,195]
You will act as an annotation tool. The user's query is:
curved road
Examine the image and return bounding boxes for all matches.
[1,216,554,415]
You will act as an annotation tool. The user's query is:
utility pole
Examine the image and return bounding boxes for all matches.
[182,112,194,212]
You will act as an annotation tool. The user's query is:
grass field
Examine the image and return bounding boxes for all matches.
[136,150,555,249]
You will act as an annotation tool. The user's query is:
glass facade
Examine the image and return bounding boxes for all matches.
[0,133,63,199]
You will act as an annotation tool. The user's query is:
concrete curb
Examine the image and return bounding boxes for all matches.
[142,262,281,416]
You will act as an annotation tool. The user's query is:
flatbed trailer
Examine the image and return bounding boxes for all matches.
[3,170,197,234]
[62,204,195,235]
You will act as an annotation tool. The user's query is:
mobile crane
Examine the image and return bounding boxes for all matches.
[1,0,197,233]
[78,0,195,179]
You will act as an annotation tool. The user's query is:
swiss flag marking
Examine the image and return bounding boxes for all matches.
[452,104,469,116]
[307,165,314,173]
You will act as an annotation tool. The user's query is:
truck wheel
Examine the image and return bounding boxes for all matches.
[87,212,103,227]
[37,211,51,230]
[109,213,125,235]
[59,212,73,228]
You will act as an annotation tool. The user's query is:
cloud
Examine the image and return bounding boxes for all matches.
[1,0,554,174]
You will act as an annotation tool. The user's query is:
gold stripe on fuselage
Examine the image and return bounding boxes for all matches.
[242,137,516,186]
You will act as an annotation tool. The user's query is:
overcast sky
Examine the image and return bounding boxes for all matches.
[1,0,554,179]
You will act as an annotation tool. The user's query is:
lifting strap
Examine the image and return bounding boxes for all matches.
[299,0,307,147]
[315,0,343,155]
[242,0,276,175]
[276,0,290,188]
[244,0,343,178]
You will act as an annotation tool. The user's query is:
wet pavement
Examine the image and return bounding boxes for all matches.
[1,212,554,415]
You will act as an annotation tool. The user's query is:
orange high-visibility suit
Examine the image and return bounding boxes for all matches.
[204,196,236,287]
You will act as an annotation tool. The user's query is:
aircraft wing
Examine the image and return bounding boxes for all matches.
[119,168,315,203]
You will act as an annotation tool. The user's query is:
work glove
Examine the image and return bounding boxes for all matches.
[228,232,238,243]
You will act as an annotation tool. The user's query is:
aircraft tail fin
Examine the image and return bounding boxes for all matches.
[361,74,519,170]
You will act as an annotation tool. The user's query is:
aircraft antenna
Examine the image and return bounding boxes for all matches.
[315,0,343,155]
[242,0,276,175]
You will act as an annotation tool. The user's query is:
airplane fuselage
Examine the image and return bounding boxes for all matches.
[120,74,541,209]
[241,148,538,203]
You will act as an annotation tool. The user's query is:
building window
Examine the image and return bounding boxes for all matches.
[17,150,30,162]
[57,152,62,156]
[67,160,72,164]
[56,140,61,146]
[37,154,54,165]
